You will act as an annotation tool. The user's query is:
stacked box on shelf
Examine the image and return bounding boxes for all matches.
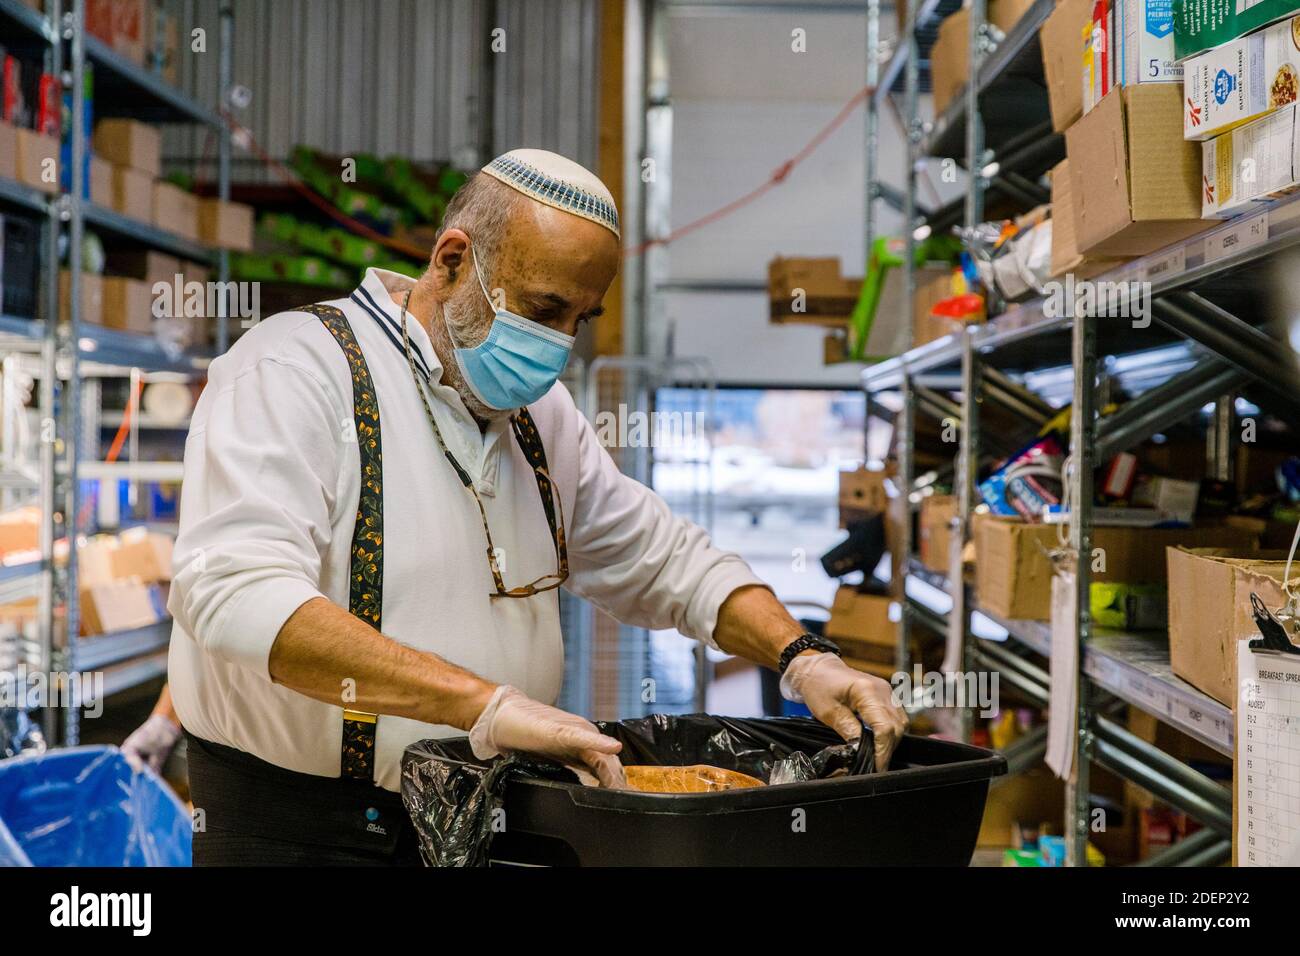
[1166,546,1297,705]
[972,513,1263,620]
[1173,0,1300,60]
[929,0,1041,116]
[93,118,158,221]
[824,586,900,678]
[838,466,889,527]
[1065,84,1211,255]
[1191,15,1300,217]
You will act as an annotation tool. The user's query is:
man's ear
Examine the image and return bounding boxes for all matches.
[431,229,469,288]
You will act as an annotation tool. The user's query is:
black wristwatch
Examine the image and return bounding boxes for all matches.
[778,633,841,675]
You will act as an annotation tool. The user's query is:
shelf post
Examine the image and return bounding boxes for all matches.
[37,0,64,745]
[1066,307,1098,866]
[61,0,87,746]
[895,0,922,677]
[955,327,982,742]
[216,0,234,354]
[964,0,987,229]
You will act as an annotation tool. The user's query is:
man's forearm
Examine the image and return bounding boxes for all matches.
[267,597,496,731]
[711,584,805,670]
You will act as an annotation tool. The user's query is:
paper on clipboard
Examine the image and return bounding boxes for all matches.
[1236,640,1300,867]
[1046,571,1079,779]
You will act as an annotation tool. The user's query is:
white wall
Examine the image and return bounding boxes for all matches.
[659,9,919,387]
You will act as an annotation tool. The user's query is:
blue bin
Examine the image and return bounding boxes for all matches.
[0,746,191,867]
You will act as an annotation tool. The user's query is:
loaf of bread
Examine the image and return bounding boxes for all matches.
[623,764,766,793]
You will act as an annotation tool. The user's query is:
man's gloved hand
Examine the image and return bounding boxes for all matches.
[120,714,182,774]
[469,685,627,789]
[781,652,909,770]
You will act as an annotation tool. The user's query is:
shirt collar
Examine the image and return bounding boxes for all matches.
[352,269,510,494]
[352,268,441,382]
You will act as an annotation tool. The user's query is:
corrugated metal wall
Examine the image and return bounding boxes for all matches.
[163,0,599,179]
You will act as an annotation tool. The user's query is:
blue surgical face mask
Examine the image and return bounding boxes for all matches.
[444,247,575,411]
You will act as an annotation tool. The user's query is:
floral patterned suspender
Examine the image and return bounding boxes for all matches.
[302,302,556,782]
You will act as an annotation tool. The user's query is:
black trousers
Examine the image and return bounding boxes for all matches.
[185,731,424,867]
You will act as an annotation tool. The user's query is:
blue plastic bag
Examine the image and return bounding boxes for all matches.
[0,746,191,867]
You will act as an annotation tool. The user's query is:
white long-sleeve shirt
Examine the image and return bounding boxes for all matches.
[167,268,762,791]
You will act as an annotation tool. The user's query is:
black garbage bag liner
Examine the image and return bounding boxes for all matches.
[401,714,862,867]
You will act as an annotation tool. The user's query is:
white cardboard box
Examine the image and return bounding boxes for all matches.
[1183,14,1300,141]
[1119,0,1183,85]
[1083,0,1183,117]
[1202,104,1300,217]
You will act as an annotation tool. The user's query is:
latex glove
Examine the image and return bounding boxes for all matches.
[781,652,909,771]
[121,714,182,774]
[469,685,627,789]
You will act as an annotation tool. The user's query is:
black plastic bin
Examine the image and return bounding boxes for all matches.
[403,715,1006,867]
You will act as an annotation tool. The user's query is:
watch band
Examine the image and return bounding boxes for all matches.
[778,632,841,675]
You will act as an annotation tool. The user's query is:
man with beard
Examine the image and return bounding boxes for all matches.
[168,149,907,865]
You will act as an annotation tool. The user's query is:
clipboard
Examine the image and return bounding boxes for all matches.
[1234,593,1300,867]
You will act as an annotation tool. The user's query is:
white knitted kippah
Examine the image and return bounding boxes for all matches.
[481,148,620,238]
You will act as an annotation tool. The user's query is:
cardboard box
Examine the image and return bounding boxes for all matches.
[147,7,180,85]
[86,0,114,43]
[109,164,153,220]
[920,495,959,574]
[991,0,1039,33]
[78,536,120,589]
[1065,84,1210,256]
[152,181,200,241]
[931,9,970,117]
[1201,103,1300,218]
[913,267,954,334]
[931,0,1040,119]
[1118,0,1185,87]
[1049,158,1129,278]
[197,198,254,252]
[977,768,1067,848]
[973,514,1262,620]
[80,579,162,636]
[0,507,41,557]
[110,0,149,66]
[14,127,58,194]
[1183,15,1300,141]
[105,249,182,288]
[839,466,889,520]
[109,528,173,583]
[1042,0,1095,131]
[1167,546,1297,706]
[93,118,161,177]
[100,275,155,334]
[58,270,104,326]
[825,586,897,664]
[89,154,113,207]
[0,122,17,181]
[1174,0,1300,61]
[767,257,860,322]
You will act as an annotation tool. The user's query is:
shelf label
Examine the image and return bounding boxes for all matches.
[1204,212,1269,264]
[1141,246,1186,284]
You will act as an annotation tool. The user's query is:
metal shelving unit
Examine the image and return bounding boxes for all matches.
[861,0,1296,866]
[0,0,234,749]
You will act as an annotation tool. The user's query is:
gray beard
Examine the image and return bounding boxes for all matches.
[428,295,515,424]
